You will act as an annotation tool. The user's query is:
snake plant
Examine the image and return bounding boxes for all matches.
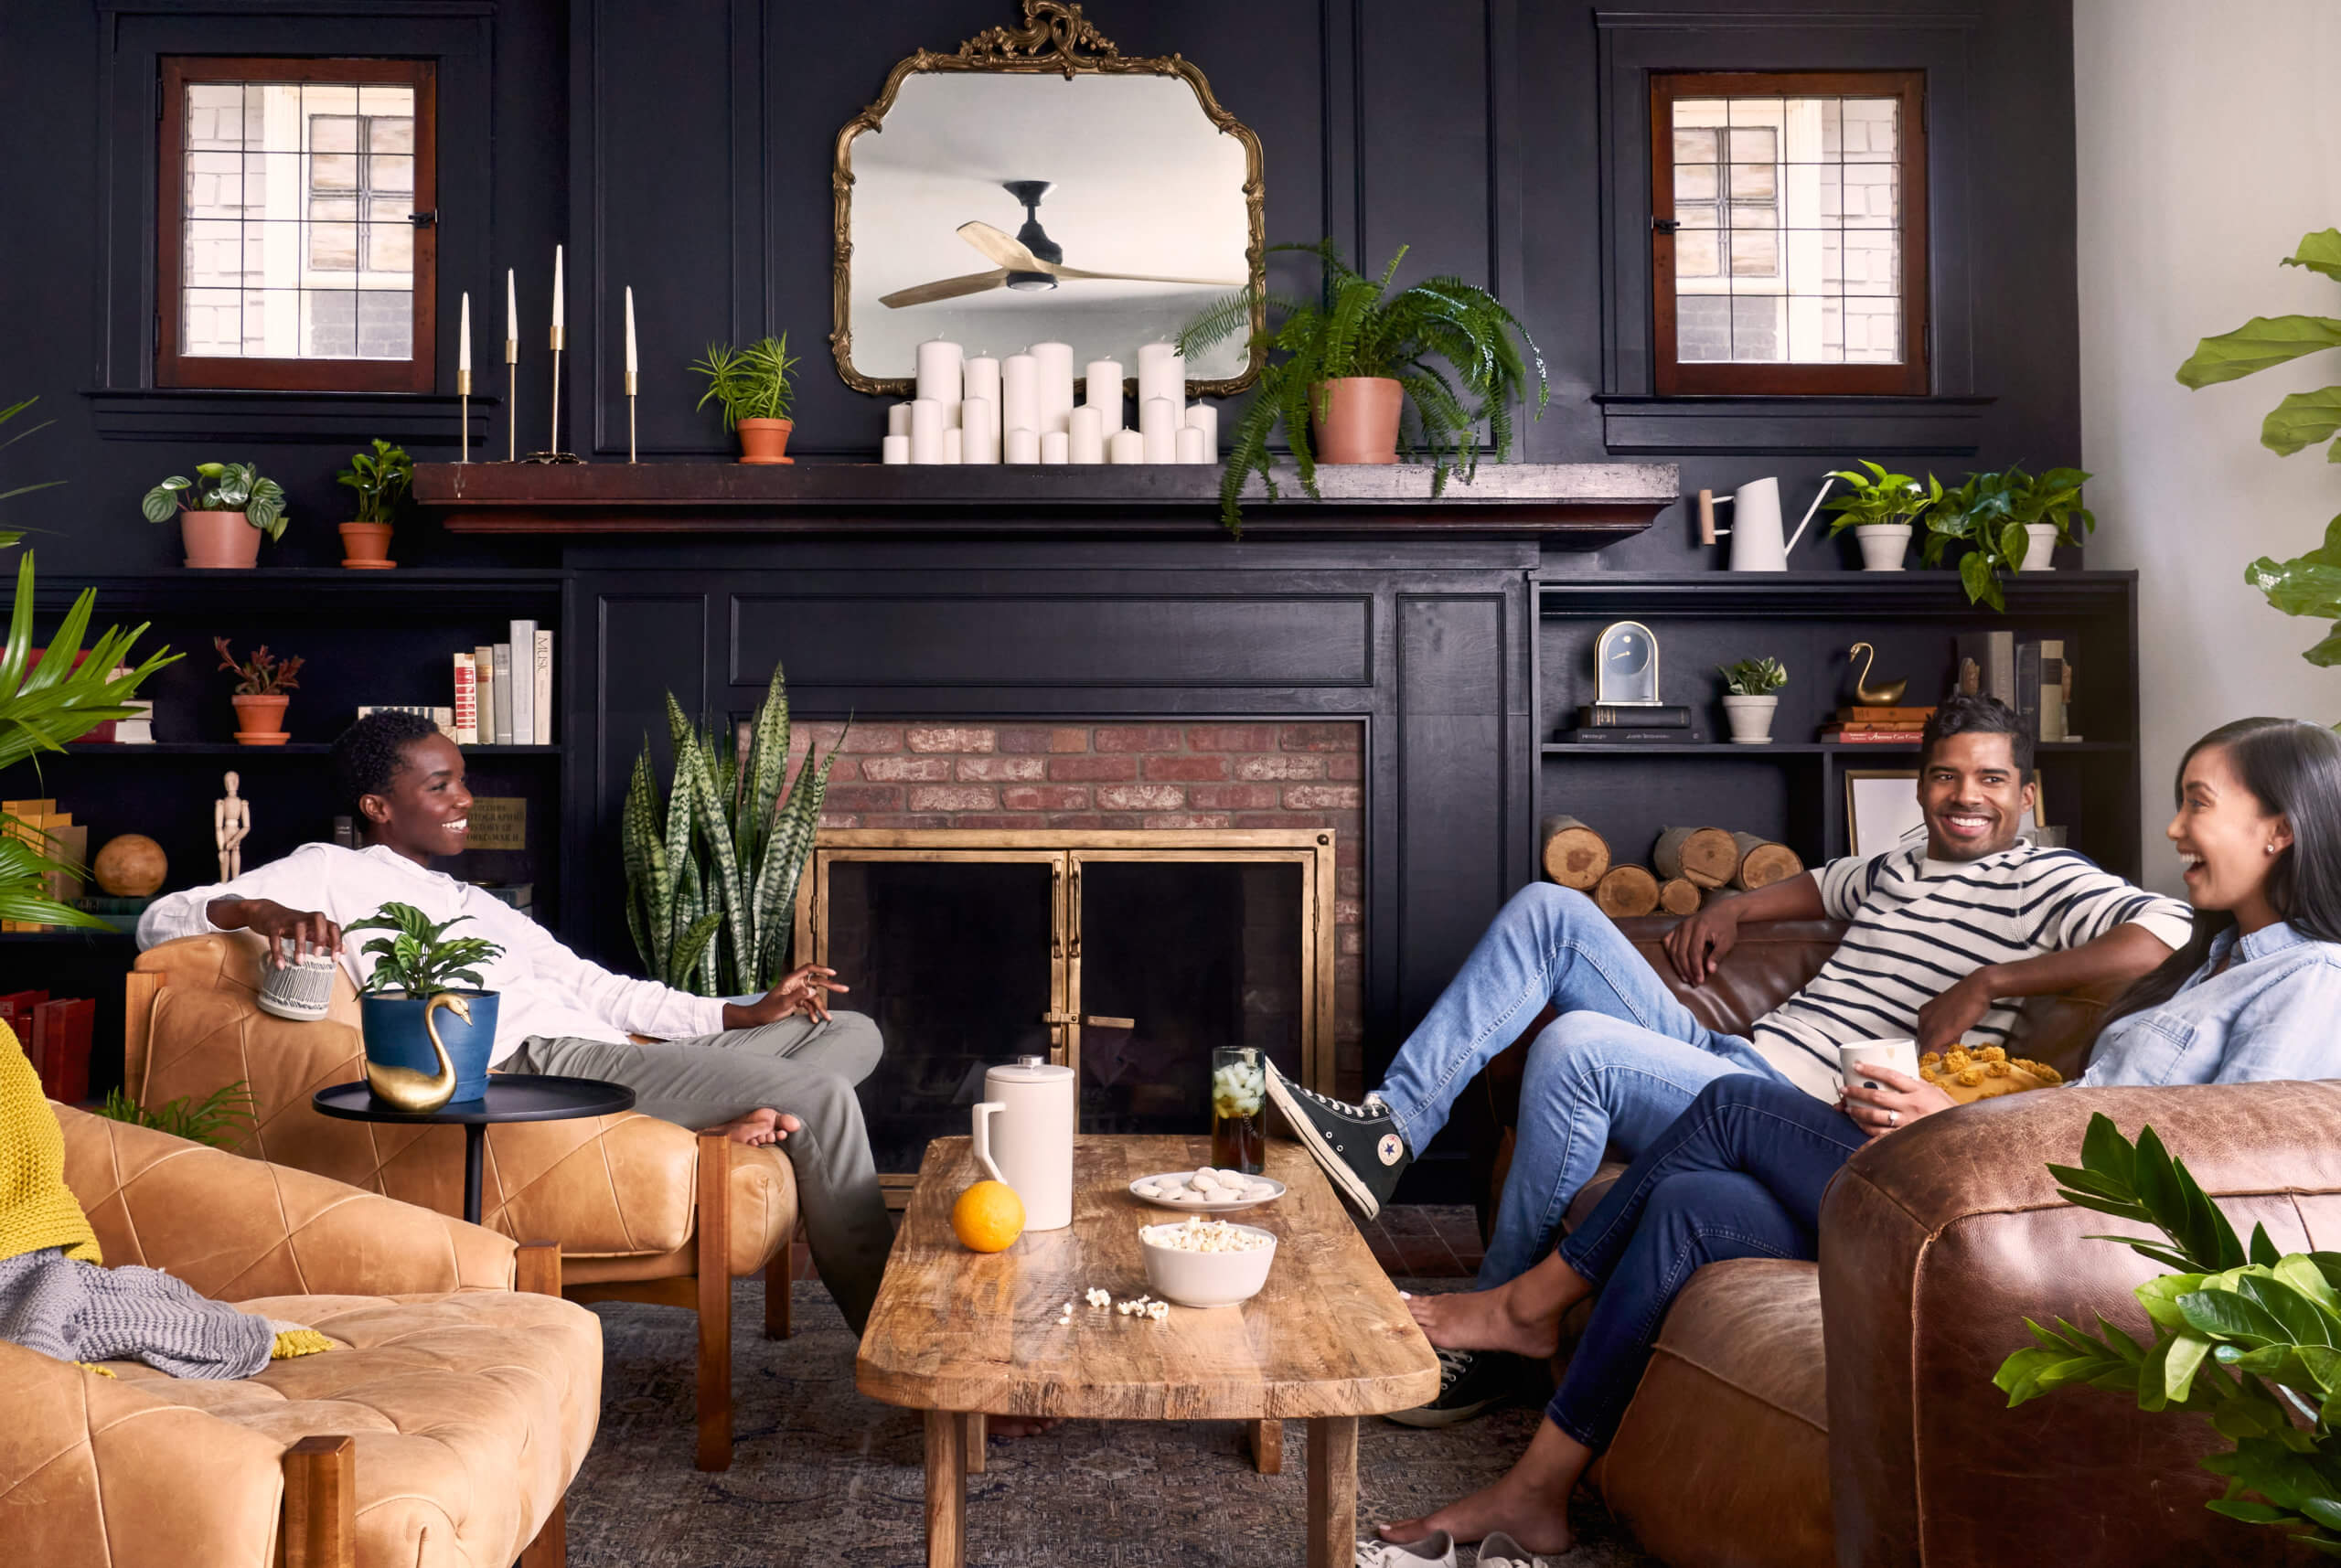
[622,665,837,996]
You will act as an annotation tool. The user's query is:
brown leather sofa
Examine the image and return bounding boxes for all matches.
[127,932,799,1470]
[1480,917,2323,1568]
[2,1099,599,1568]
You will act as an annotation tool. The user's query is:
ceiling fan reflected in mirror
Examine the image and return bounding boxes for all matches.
[878,179,1245,310]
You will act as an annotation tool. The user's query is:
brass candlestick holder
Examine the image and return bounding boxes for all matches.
[456,368,471,464]
[505,336,518,461]
[625,371,637,463]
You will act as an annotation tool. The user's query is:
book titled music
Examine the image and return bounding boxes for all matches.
[532,628,553,747]
[474,644,499,744]
[508,620,537,745]
[452,652,480,745]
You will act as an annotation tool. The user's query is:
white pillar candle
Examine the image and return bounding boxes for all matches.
[915,340,964,424]
[964,356,1002,451]
[882,434,911,464]
[1041,430,1069,464]
[1083,359,1125,433]
[908,398,946,464]
[1031,341,1074,436]
[960,399,999,464]
[1000,354,1040,440]
[458,292,471,373]
[1067,404,1106,464]
[1184,401,1218,453]
[623,286,636,376]
[1140,396,1180,463]
[1004,426,1041,464]
[1177,424,1208,464]
[888,403,914,438]
[943,426,963,464]
[1136,342,1183,413]
[1108,428,1145,464]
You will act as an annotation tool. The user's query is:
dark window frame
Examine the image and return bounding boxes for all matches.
[155,55,438,393]
[1649,69,1928,398]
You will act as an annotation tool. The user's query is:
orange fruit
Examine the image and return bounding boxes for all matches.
[950,1179,1026,1253]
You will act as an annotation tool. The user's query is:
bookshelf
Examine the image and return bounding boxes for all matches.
[1532,571,2143,881]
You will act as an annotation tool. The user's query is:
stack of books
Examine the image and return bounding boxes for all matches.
[1822,706,1935,744]
[452,620,555,746]
[1,989,94,1102]
[2,799,84,929]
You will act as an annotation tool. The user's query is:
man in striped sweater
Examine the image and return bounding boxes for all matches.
[1267,695,2189,1424]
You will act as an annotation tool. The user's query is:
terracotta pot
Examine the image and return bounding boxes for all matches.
[181,509,261,569]
[338,521,395,570]
[737,418,795,465]
[1309,378,1403,464]
[231,693,291,746]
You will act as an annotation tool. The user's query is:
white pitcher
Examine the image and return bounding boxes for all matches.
[1698,475,1836,571]
[971,1054,1075,1232]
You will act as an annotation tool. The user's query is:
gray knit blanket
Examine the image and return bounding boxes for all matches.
[0,1245,278,1378]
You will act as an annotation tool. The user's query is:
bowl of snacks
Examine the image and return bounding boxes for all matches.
[1138,1215,1278,1308]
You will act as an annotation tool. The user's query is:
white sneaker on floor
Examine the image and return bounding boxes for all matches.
[1356,1531,1456,1566]
[1476,1530,1561,1566]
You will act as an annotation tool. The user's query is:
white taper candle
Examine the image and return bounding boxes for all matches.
[623,287,636,376]
[458,293,471,373]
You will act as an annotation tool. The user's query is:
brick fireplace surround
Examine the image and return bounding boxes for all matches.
[788,720,1367,1090]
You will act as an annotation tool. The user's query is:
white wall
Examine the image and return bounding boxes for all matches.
[2075,0,2341,891]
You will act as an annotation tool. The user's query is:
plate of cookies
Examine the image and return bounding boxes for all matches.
[1129,1167,1286,1213]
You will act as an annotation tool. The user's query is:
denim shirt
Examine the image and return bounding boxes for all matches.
[2082,921,2341,1087]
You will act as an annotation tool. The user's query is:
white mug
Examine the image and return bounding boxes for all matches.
[1837,1038,1921,1091]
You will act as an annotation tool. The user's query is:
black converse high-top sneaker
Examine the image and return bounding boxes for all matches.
[1264,1059,1411,1219]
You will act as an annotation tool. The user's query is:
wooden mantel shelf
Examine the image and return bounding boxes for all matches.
[413,461,1678,547]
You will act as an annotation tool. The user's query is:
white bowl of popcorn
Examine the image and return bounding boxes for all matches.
[1138,1216,1278,1308]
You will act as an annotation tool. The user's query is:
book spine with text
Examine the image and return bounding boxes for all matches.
[452,652,479,745]
[2039,638,2068,742]
[2015,639,2043,740]
[1987,630,2016,709]
[508,620,538,744]
[474,645,498,743]
[1577,703,1690,729]
[492,643,515,744]
[532,628,553,747]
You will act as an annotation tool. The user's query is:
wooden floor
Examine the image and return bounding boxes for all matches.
[790,1203,1484,1285]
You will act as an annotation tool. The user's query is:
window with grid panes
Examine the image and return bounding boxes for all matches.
[157,58,436,391]
[1651,71,1926,396]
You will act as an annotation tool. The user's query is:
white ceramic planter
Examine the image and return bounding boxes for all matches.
[1853,523,1911,571]
[2018,523,2059,571]
[1723,694,1778,744]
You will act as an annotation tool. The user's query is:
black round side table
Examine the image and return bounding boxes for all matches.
[312,1074,636,1225]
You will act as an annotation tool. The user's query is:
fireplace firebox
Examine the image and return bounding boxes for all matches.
[794,829,1337,1189]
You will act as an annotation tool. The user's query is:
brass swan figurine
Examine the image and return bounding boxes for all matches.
[1848,642,1908,706]
[365,991,473,1112]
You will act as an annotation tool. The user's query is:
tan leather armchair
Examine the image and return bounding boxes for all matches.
[1,1101,597,1568]
[127,931,799,1470]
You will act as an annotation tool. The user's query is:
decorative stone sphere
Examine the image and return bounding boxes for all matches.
[92,834,168,898]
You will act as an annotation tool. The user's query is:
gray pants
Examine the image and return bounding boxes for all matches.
[504,1012,891,1333]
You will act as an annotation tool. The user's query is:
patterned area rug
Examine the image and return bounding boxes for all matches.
[569,1278,1662,1567]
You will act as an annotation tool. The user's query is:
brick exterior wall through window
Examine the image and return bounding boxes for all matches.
[787,720,1367,1092]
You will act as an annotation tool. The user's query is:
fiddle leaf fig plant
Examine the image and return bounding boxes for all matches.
[346,902,504,997]
[1994,1114,2341,1556]
[1823,461,1941,535]
[1178,240,1549,535]
[2182,228,2341,665]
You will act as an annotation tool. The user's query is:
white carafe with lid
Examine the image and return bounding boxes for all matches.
[971,1054,1075,1232]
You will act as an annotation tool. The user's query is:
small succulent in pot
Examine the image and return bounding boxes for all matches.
[1718,656,1786,745]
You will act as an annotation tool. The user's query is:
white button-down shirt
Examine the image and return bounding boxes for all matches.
[137,842,728,1064]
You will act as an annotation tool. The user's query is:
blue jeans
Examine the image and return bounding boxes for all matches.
[1543,1073,1867,1450]
[1368,884,1790,1285]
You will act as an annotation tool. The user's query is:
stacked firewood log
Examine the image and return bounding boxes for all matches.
[1538,816,1804,919]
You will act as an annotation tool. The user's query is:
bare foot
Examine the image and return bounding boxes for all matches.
[1379,1470,1573,1555]
[1406,1259,1581,1358]
[704,1108,800,1147]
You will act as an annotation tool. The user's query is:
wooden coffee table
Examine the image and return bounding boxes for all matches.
[857,1134,1439,1567]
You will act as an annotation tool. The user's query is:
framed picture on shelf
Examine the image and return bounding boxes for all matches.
[1845,771,2043,859]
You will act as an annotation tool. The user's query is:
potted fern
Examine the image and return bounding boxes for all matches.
[1179,240,1548,534]
[335,438,412,569]
[347,902,505,1104]
[140,461,287,569]
[690,334,798,464]
[1823,461,1942,571]
[1718,656,1787,744]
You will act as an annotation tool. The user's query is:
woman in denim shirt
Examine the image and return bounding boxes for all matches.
[1372,717,2341,1563]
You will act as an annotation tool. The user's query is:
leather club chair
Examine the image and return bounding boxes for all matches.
[126,931,799,1471]
[1473,915,2301,1568]
[2,1098,597,1568]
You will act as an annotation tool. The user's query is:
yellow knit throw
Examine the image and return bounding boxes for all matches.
[0,1022,100,1267]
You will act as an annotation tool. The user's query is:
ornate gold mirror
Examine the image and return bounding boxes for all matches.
[831,1,1266,397]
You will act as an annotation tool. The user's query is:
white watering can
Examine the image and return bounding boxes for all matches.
[1697,475,1837,571]
[970,1054,1075,1232]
